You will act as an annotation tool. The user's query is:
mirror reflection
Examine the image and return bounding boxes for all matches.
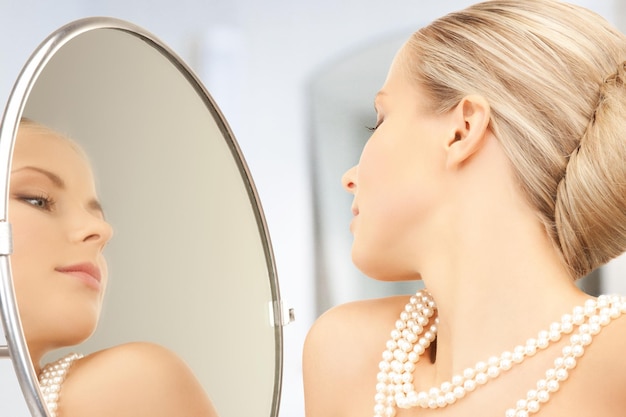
[11,118,219,417]
[2,20,282,417]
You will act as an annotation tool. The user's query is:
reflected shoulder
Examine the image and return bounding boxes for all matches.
[59,341,219,417]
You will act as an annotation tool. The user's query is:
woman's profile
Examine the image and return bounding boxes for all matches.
[9,118,219,417]
[303,1,626,417]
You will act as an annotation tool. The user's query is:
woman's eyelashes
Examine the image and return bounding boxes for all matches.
[366,119,383,132]
[16,193,56,211]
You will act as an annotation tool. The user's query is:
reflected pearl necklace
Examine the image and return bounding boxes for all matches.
[373,290,626,417]
[38,352,83,417]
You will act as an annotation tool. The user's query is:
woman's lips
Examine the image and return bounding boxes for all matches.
[350,207,359,233]
[55,263,101,290]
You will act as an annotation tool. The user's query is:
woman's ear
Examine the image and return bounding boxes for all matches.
[445,95,491,169]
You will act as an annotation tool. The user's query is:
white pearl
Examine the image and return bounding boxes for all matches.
[537,390,550,402]
[444,392,456,404]
[463,379,477,392]
[555,369,568,381]
[488,356,500,366]
[547,380,559,392]
[451,375,464,386]
[524,343,537,356]
[475,372,488,385]
[463,367,475,379]
[527,400,540,412]
[564,357,576,369]
[554,357,564,368]
[572,345,584,357]
[487,365,500,378]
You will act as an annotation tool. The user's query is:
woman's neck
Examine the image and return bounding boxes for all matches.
[416,187,588,384]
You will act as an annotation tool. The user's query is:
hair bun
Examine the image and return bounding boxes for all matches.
[555,61,626,277]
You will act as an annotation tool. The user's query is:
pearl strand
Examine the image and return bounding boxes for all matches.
[505,294,626,417]
[38,352,83,417]
[374,290,438,417]
[373,291,625,417]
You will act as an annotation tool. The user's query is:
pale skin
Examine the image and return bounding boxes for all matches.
[9,124,219,417]
[302,45,626,417]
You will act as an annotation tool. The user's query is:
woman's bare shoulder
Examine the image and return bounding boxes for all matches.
[304,295,410,353]
[303,295,411,417]
[59,342,219,417]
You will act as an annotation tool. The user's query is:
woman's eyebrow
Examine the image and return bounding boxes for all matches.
[11,166,65,188]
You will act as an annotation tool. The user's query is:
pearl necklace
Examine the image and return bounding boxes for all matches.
[38,352,83,417]
[374,290,626,417]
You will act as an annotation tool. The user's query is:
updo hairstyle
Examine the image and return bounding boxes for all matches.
[405,0,626,279]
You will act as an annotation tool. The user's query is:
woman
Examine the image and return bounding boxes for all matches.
[303,1,626,416]
[10,119,219,417]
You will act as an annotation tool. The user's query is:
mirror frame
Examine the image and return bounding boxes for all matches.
[0,17,286,417]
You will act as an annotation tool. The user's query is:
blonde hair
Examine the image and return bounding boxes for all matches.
[405,0,626,279]
[18,118,87,158]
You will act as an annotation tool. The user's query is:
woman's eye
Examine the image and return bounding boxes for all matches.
[20,195,55,211]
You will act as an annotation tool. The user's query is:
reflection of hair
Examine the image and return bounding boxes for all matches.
[405,0,626,279]
[19,118,86,158]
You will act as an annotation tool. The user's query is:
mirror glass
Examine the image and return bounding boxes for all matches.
[0,18,283,417]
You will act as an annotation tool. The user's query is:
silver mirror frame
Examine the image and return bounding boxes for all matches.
[0,17,286,417]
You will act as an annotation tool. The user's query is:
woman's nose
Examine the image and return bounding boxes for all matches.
[341,165,357,193]
[74,212,114,249]
[90,218,113,247]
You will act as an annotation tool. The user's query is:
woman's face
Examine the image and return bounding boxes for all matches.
[342,46,455,281]
[9,124,113,358]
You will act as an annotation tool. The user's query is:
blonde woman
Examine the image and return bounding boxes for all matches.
[10,119,219,417]
[303,1,626,416]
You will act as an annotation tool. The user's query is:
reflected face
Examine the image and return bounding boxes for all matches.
[9,123,113,359]
[341,46,453,281]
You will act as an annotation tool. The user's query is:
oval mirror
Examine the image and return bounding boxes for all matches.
[0,17,287,417]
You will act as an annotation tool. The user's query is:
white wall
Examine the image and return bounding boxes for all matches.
[0,1,621,417]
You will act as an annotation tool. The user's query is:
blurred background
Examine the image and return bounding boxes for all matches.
[1,1,625,416]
